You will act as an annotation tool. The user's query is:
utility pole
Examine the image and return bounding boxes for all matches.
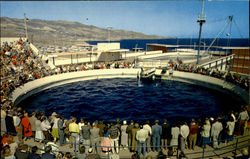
[24,13,28,40]
[197,0,206,64]
[107,27,112,43]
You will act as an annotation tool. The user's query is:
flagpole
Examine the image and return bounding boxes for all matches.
[24,13,28,40]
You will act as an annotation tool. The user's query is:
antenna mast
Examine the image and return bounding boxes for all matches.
[196,0,206,64]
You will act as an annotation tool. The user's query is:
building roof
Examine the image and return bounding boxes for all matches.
[147,43,249,50]
[50,51,93,56]
[106,49,130,53]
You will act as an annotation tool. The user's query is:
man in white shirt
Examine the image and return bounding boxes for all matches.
[41,117,51,141]
[143,120,152,153]
[180,122,189,152]
[136,125,149,158]
[211,118,223,148]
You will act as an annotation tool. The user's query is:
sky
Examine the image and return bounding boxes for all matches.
[1,0,249,38]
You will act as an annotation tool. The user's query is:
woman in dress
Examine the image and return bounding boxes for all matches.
[1,107,7,133]
[170,124,180,152]
[101,125,111,153]
[35,115,44,144]
[121,120,128,149]
[51,114,60,142]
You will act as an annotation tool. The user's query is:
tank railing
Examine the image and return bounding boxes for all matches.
[198,54,234,70]
[2,131,250,159]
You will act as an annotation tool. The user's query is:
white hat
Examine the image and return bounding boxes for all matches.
[123,120,127,125]
[52,112,57,116]
[88,147,93,153]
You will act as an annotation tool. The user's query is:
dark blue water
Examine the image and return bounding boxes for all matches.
[18,78,244,124]
[86,38,249,51]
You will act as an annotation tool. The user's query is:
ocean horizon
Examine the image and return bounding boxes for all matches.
[87,38,249,51]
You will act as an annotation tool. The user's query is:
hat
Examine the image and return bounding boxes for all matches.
[88,148,93,153]
[123,120,127,125]
[51,112,57,116]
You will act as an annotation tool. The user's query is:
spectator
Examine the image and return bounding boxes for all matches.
[161,119,171,150]
[78,118,85,143]
[126,120,134,151]
[236,108,249,136]
[101,125,111,153]
[2,145,16,159]
[188,119,199,150]
[5,110,16,135]
[180,122,189,152]
[1,107,7,133]
[69,117,80,153]
[143,120,152,153]
[7,135,18,156]
[225,116,235,145]
[170,123,179,152]
[120,120,128,150]
[82,121,91,154]
[211,118,223,148]
[90,122,100,154]
[136,125,148,158]
[77,145,86,159]
[41,145,55,159]
[35,115,44,144]
[13,112,22,143]
[131,123,140,152]
[200,119,211,148]
[152,120,162,152]
[51,114,60,142]
[41,117,51,141]
[58,115,65,146]
[21,113,32,140]
[109,122,120,154]
[29,112,37,139]
[15,144,29,159]
[28,146,41,159]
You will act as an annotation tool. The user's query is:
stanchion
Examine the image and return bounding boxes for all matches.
[202,145,205,159]
[234,138,239,158]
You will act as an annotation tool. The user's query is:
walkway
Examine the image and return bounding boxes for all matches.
[10,133,250,159]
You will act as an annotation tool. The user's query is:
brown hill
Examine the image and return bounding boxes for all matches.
[1,17,167,46]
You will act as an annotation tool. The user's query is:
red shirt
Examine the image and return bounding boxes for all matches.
[1,138,7,147]
[36,73,40,79]
[82,66,85,71]
[189,124,199,134]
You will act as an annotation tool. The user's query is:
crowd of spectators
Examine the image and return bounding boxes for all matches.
[1,39,249,159]
[52,61,134,75]
[0,38,133,108]
[166,60,249,91]
[0,38,54,107]
[1,104,249,159]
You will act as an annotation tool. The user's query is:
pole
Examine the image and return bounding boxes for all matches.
[24,13,28,40]
[234,138,239,158]
[202,145,205,159]
[107,27,112,43]
[196,0,206,65]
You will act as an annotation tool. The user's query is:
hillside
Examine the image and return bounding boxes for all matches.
[0,17,166,46]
